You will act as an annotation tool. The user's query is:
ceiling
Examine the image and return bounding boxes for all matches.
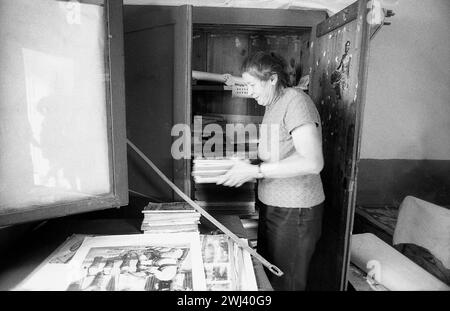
[123,0,357,16]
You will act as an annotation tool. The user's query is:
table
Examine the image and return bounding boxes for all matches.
[0,215,273,291]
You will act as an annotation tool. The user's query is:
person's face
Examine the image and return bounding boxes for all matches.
[242,72,278,106]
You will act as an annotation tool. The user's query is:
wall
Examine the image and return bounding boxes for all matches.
[357,0,450,207]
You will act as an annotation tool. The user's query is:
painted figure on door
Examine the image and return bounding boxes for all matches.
[331,41,352,100]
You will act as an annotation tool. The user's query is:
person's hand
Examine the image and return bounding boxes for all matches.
[216,160,259,187]
[222,73,234,86]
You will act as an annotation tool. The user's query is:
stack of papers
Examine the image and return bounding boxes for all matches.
[192,158,237,184]
[141,202,201,234]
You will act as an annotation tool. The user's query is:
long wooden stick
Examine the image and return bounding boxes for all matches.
[127,139,283,277]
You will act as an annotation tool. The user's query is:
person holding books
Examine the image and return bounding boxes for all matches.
[216,51,325,291]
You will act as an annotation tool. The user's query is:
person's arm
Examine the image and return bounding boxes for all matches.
[216,122,323,187]
[260,122,323,178]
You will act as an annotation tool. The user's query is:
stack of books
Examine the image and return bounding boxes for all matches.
[141,202,201,234]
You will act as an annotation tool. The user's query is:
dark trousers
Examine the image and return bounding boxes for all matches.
[256,200,324,291]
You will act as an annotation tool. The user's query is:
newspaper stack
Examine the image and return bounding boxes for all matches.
[141,202,201,234]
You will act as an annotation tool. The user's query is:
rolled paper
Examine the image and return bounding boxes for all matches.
[192,70,227,83]
[351,233,450,291]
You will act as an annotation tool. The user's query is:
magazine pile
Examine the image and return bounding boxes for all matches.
[14,233,257,291]
[192,158,257,184]
[192,158,235,184]
[141,202,201,234]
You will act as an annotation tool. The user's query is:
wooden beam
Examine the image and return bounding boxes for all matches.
[316,1,358,37]
[193,6,326,28]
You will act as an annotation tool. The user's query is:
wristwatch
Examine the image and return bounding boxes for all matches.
[256,164,264,179]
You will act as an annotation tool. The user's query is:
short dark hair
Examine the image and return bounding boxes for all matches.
[241,51,290,89]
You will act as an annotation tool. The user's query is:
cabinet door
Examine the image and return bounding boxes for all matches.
[308,0,373,290]
[124,5,192,201]
[0,0,127,226]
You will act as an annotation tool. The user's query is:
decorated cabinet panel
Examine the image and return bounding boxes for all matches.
[308,0,372,290]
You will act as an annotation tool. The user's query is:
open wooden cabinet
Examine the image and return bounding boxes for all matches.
[124,1,377,290]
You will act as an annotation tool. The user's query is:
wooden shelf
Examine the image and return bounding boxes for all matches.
[192,85,233,91]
